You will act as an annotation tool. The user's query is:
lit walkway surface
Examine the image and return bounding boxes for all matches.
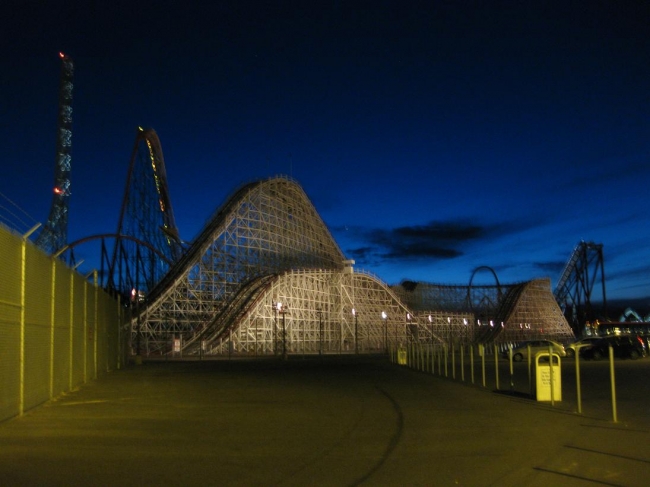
[1,356,649,486]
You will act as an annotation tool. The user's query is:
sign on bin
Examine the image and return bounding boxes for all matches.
[535,352,561,401]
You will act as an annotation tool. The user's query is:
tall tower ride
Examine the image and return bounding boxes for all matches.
[36,52,74,254]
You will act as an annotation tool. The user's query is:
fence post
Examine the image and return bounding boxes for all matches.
[83,276,88,383]
[50,258,56,399]
[470,345,475,384]
[19,225,40,416]
[93,272,98,380]
[117,293,122,370]
[460,345,465,382]
[480,344,486,387]
[452,343,456,379]
[19,238,27,416]
[444,344,448,377]
[494,344,500,390]
[609,346,618,423]
[69,271,74,390]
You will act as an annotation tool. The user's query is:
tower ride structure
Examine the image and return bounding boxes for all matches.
[36,52,74,254]
[554,241,606,334]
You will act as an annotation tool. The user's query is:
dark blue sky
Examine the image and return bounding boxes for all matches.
[2,1,649,300]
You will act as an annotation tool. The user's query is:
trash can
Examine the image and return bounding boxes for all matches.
[397,346,407,365]
[535,352,562,401]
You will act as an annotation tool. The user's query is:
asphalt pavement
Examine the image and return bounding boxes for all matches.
[1,355,649,486]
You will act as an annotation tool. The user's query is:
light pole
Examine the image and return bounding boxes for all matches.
[317,308,323,355]
[277,303,288,359]
[382,311,388,354]
[282,307,286,358]
[352,308,358,354]
[406,313,411,343]
[463,317,468,344]
[132,288,141,363]
[429,314,433,369]
[273,302,279,355]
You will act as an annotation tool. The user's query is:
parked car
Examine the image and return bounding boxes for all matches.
[501,340,567,362]
[565,337,601,358]
[581,335,647,360]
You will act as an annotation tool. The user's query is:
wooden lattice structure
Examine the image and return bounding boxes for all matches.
[498,278,574,342]
[394,278,574,345]
[132,176,346,354]
[132,176,574,356]
[181,269,445,357]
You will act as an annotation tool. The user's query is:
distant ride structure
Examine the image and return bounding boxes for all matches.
[49,127,183,299]
[36,53,74,254]
[108,127,183,297]
[553,241,607,335]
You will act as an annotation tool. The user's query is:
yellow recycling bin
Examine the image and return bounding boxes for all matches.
[535,352,562,402]
[397,346,407,365]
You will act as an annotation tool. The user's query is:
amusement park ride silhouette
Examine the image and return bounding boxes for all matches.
[28,54,614,357]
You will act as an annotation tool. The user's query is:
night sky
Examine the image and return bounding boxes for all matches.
[2,1,649,301]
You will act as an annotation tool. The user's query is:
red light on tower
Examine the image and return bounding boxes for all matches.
[59,52,65,59]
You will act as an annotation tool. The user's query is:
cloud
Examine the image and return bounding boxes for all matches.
[346,246,378,264]
[559,158,650,192]
[534,260,567,275]
[606,263,650,282]
[340,217,537,266]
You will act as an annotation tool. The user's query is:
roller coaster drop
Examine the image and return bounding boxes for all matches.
[131,176,441,356]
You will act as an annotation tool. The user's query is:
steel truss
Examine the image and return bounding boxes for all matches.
[554,241,606,334]
[110,128,182,298]
[36,53,74,254]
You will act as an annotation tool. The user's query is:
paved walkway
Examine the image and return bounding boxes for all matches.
[1,356,649,486]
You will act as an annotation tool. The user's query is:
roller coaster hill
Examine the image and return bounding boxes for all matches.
[39,126,607,359]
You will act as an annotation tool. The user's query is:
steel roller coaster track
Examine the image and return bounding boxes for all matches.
[108,127,183,298]
[553,241,606,334]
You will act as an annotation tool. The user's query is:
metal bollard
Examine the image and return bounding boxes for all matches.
[609,345,617,423]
